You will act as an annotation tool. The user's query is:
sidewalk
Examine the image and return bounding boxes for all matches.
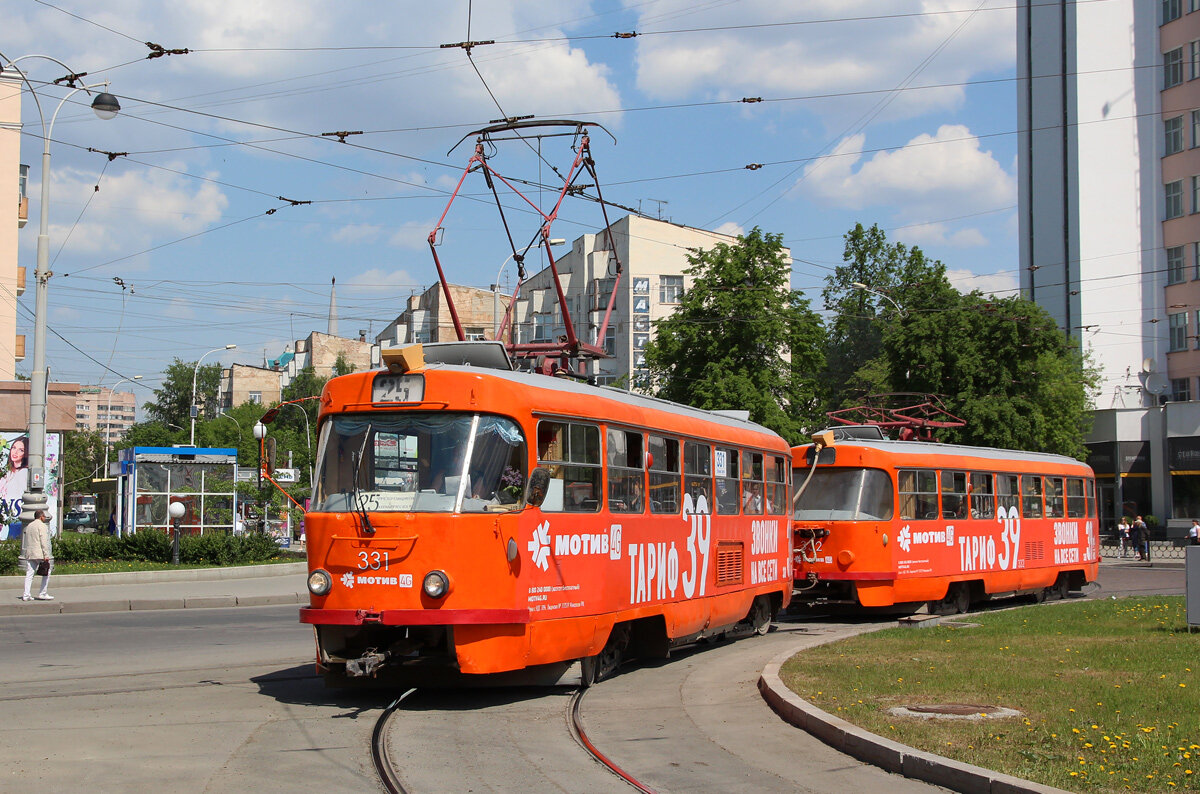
[0,561,308,616]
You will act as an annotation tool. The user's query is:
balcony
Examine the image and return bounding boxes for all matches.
[16,266,25,296]
[15,334,24,361]
[18,195,28,228]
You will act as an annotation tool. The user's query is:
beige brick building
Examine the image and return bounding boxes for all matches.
[1,67,27,381]
[218,364,282,410]
[0,380,78,433]
[376,284,507,347]
[74,385,137,442]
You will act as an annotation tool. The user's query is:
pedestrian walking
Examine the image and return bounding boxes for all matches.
[1132,515,1149,561]
[19,509,53,601]
[1189,519,1200,546]
[1118,516,1131,558]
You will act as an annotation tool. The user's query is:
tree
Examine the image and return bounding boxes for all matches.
[143,358,222,428]
[822,223,1099,458]
[61,429,105,496]
[821,222,951,408]
[644,228,825,444]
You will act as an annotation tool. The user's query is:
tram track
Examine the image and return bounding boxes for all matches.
[369,684,656,793]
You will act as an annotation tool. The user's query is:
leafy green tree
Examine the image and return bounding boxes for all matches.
[822,223,1098,458]
[121,421,186,449]
[821,222,950,408]
[61,429,105,496]
[143,358,222,427]
[644,227,825,444]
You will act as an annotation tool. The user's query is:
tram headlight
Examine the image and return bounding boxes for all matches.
[308,569,333,596]
[423,570,450,599]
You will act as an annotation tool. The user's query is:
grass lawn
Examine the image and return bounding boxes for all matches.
[50,555,304,575]
[780,597,1199,792]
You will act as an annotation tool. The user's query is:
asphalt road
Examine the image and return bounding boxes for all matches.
[0,564,1186,793]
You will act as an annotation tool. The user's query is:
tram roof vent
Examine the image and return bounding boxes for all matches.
[422,341,514,371]
[822,425,886,441]
[712,409,751,421]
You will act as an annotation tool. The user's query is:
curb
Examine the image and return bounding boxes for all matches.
[758,646,1069,794]
[0,561,307,589]
[0,591,304,617]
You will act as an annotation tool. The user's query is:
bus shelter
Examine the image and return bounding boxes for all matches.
[115,447,239,536]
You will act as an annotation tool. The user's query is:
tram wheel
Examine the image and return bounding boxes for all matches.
[583,624,630,685]
[1054,575,1070,600]
[748,596,772,636]
[951,583,971,614]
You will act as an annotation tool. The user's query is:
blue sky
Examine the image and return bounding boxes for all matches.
[6,0,1020,403]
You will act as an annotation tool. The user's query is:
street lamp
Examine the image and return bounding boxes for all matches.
[493,239,566,339]
[218,412,242,435]
[103,375,141,477]
[253,421,267,534]
[280,401,312,485]
[0,51,120,528]
[167,500,185,566]
[190,344,236,445]
[851,282,907,318]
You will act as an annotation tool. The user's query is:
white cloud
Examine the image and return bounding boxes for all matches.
[342,268,419,295]
[632,0,1014,121]
[713,222,744,238]
[946,267,1018,296]
[388,220,435,249]
[901,223,987,248]
[331,224,384,244]
[797,125,1015,224]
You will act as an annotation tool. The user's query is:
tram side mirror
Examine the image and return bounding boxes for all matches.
[526,468,551,508]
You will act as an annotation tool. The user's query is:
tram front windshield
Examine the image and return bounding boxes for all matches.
[793,467,894,521]
[312,412,527,513]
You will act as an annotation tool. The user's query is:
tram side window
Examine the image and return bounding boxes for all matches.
[684,441,713,511]
[899,469,938,520]
[648,435,681,513]
[714,447,740,515]
[941,470,968,519]
[1086,478,1096,518]
[997,474,1019,515]
[1045,477,1065,518]
[1022,475,1044,518]
[766,455,787,515]
[536,420,601,513]
[607,429,645,514]
[970,472,995,519]
[742,451,765,514]
[1066,478,1086,518]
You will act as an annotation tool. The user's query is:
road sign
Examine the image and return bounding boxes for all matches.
[274,468,299,483]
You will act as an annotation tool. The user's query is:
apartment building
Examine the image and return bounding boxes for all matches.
[74,385,137,442]
[1,66,27,380]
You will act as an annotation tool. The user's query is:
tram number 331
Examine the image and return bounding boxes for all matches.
[358,550,390,571]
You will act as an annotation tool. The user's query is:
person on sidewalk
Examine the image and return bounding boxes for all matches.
[1189,519,1200,546]
[20,509,53,601]
[1132,515,1148,561]
[1118,517,1131,558]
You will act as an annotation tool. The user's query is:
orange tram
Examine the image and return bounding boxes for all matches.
[790,427,1099,613]
[299,344,793,686]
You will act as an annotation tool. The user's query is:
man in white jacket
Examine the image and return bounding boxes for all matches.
[20,509,53,601]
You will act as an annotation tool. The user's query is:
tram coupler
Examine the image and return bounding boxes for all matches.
[346,650,388,678]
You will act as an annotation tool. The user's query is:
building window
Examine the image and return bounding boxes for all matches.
[1167,0,1183,22]
[1170,311,1189,351]
[1167,180,1185,219]
[533,314,553,342]
[1194,176,1200,213]
[1172,378,1192,401]
[1167,116,1185,155]
[248,391,262,404]
[604,325,616,356]
[1166,47,1185,88]
[465,326,486,341]
[659,275,684,304]
[1191,40,1200,79]
[1169,246,1186,284]
[1195,309,1200,346]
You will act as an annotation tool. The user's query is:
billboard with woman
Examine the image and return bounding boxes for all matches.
[0,433,61,540]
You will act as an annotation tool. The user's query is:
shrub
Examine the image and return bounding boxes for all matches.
[52,533,119,563]
[178,531,282,566]
[233,532,283,563]
[0,540,18,575]
[117,529,172,562]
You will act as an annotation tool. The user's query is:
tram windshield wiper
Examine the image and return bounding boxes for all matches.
[351,424,376,535]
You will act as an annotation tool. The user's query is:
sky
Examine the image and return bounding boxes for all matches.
[4,0,1022,407]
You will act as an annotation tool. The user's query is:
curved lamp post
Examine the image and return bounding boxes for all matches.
[280,401,312,485]
[0,51,120,527]
[102,375,141,477]
[492,239,565,339]
[253,421,267,534]
[851,282,907,318]
[190,344,236,445]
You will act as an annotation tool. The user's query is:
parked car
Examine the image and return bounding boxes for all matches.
[62,510,97,531]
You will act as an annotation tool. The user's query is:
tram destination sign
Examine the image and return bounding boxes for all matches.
[373,374,424,403]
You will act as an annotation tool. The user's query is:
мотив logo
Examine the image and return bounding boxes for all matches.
[528,520,551,571]
[897,524,912,553]
[340,571,355,589]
